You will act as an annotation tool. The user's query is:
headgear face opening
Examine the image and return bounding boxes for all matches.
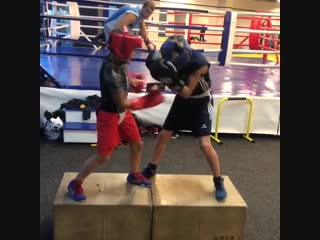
[109,31,142,61]
[160,35,192,71]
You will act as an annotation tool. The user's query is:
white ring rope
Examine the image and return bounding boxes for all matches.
[41,14,225,32]
[78,5,119,11]
[79,15,107,20]
[202,49,222,53]
[232,49,280,54]
[80,25,104,29]
[48,1,119,11]
[82,0,225,14]
[46,2,67,7]
[236,29,280,34]
[235,11,280,17]
[40,24,70,32]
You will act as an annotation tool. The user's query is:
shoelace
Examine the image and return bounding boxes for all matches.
[74,182,85,194]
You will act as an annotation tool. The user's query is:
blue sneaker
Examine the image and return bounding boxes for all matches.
[213,176,227,201]
[141,163,157,179]
[67,179,87,202]
[127,172,152,187]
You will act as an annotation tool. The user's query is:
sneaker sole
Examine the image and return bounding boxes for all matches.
[215,192,227,201]
[68,187,87,202]
[68,192,87,202]
[127,179,152,188]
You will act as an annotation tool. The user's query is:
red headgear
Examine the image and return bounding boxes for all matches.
[109,31,142,61]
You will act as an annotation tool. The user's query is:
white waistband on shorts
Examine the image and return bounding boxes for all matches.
[118,110,126,125]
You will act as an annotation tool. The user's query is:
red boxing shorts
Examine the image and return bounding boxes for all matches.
[96,110,141,156]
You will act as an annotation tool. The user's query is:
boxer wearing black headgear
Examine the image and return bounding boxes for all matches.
[142,35,227,202]
[145,35,193,92]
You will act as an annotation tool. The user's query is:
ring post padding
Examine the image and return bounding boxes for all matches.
[211,97,255,144]
[249,17,262,50]
[218,11,231,66]
[67,1,81,40]
[218,11,237,67]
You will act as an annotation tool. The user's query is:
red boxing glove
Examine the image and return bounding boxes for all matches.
[130,91,164,111]
[128,72,147,93]
[144,38,156,51]
[133,80,144,93]
[128,72,145,79]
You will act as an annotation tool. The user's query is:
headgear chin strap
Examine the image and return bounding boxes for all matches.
[109,31,142,61]
[160,35,192,71]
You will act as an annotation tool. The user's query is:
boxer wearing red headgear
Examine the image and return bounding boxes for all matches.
[67,29,164,202]
[109,30,142,61]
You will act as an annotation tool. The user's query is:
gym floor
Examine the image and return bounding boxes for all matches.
[40,133,280,240]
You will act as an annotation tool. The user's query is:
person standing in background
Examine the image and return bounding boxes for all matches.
[96,0,156,51]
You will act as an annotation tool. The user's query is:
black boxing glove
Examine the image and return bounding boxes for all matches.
[148,59,176,84]
[146,50,161,71]
[149,59,185,92]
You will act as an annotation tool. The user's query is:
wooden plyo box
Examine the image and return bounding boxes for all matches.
[151,174,247,240]
[53,172,152,240]
[53,173,247,240]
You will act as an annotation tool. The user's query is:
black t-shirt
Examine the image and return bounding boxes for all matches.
[99,53,129,113]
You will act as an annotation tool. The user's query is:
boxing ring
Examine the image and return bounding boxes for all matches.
[40,0,280,142]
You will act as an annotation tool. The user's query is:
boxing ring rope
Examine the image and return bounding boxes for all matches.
[40,13,222,64]
[41,0,226,42]
[40,1,225,65]
[40,0,280,68]
[74,0,226,14]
